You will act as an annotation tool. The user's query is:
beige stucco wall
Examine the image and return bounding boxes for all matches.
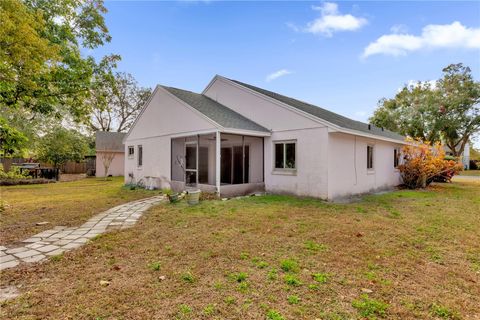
[96,152,124,177]
[124,87,217,188]
[327,132,402,199]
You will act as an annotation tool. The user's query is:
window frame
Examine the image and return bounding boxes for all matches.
[273,140,297,174]
[367,144,374,171]
[128,146,134,159]
[137,145,143,168]
[393,147,400,168]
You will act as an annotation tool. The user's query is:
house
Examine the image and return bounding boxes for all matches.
[124,75,405,200]
[445,142,470,169]
[95,131,126,177]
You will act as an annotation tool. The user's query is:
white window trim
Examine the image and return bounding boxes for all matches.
[272,140,297,175]
[128,146,134,159]
[367,144,375,173]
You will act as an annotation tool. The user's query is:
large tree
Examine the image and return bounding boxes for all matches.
[370,63,480,156]
[90,72,151,132]
[1,0,119,124]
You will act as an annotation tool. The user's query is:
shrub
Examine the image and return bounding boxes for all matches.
[0,164,31,180]
[469,160,478,170]
[288,295,300,304]
[280,259,299,273]
[284,274,302,286]
[398,138,463,188]
[266,310,285,320]
[352,294,389,319]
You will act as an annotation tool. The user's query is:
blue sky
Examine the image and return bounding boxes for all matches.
[91,1,480,144]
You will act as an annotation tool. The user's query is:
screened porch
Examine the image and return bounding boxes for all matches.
[170,132,265,197]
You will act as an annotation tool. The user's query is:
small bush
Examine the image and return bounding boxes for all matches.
[229,272,248,283]
[287,295,300,305]
[280,259,299,273]
[267,268,278,281]
[0,165,31,180]
[304,240,327,252]
[284,274,302,286]
[266,310,285,320]
[352,294,389,319]
[181,272,195,283]
[224,296,236,305]
[430,303,460,319]
[148,261,161,271]
[312,272,329,283]
[203,304,216,316]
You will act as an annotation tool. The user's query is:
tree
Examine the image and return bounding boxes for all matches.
[0,117,28,172]
[98,146,116,180]
[1,0,119,124]
[90,72,151,132]
[36,127,89,170]
[370,63,480,156]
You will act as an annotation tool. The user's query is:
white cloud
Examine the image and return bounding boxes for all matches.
[266,69,292,82]
[363,21,480,58]
[390,24,408,34]
[304,2,368,37]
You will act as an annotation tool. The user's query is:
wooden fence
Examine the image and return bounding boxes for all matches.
[1,158,95,174]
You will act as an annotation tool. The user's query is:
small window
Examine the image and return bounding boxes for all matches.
[394,148,400,168]
[274,141,296,170]
[128,146,134,159]
[137,145,143,167]
[367,145,374,170]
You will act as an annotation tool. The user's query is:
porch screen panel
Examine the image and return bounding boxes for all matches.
[171,138,185,182]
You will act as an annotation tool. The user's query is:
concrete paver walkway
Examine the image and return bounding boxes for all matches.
[0,196,164,271]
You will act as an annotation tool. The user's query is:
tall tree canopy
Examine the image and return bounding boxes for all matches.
[0,0,119,124]
[90,72,151,132]
[370,63,480,156]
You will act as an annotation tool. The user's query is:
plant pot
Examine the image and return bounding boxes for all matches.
[185,189,201,205]
[168,193,180,203]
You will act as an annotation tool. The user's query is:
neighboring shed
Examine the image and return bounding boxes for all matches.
[95,131,126,177]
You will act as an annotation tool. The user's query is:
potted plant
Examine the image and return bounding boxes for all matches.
[162,188,180,203]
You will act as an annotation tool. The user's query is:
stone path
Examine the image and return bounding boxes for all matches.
[0,196,164,271]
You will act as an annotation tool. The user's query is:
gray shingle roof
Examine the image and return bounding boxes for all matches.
[95,131,126,152]
[161,86,269,133]
[228,78,405,141]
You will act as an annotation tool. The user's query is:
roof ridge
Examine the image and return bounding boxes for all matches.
[223,77,404,141]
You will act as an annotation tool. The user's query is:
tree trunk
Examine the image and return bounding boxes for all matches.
[2,158,13,172]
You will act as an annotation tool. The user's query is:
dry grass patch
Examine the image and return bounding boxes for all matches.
[0,177,159,244]
[1,181,479,319]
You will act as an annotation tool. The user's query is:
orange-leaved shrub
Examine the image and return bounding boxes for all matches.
[398,138,463,189]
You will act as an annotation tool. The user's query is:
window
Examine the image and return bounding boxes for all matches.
[137,145,143,167]
[367,145,374,170]
[274,141,296,170]
[394,148,400,168]
[128,146,134,159]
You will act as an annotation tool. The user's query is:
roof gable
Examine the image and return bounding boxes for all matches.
[161,86,269,133]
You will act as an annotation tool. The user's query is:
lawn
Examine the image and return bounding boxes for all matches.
[1,181,479,319]
[459,169,480,176]
[0,177,159,244]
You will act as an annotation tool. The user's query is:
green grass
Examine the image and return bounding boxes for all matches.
[458,169,480,176]
[1,180,478,319]
[0,177,159,243]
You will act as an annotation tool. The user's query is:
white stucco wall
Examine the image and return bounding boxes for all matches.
[327,133,402,199]
[203,78,323,131]
[96,152,124,177]
[264,127,329,199]
[124,87,217,187]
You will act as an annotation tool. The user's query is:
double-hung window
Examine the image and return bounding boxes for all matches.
[128,146,134,159]
[274,141,296,170]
